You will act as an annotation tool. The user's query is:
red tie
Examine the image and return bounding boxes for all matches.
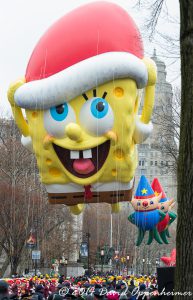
[84,185,92,199]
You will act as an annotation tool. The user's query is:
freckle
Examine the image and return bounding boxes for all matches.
[46,158,52,165]
[49,168,61,177]
[32,112,38,118]
[112,169,117,177]
[113,87,124,98]
[114,149,125,160]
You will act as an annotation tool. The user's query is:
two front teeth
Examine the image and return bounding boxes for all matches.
[70,149,92,159]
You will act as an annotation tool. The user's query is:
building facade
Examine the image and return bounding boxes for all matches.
[135,50,177,199]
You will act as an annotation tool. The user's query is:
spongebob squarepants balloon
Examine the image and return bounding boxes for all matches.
[8,2,157,215]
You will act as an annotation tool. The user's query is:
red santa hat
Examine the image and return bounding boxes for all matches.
[14,1,149,110]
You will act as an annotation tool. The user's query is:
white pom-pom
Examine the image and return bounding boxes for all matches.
[21,135,33,152]
[133,115,153,144]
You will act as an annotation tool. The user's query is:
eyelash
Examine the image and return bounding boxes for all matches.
[82,90,108,101]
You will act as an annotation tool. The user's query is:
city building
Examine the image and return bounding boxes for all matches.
[136,49,177,199]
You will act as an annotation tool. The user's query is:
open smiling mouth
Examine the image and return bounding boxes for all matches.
[53,140,110,178]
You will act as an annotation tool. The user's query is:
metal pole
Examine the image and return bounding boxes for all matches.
[136,256,138,275]
[126,256,130,275]
[110,214,113,248]
[87,233,90,276]
[35,260,37,276]
[109,214,113,267]
[66,263,67,278]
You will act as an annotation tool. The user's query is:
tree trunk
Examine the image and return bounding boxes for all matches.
[10,256,20,276]
[175,0,193,297]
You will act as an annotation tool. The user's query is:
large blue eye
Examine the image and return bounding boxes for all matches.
[150,201,154,205]
[80,96,114,136]
[137,202,141,206]
[90,98,109,119]
[44,103,76,138]
[50,103,68,121]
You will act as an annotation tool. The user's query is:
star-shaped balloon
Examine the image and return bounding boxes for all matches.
[161,248,176,266]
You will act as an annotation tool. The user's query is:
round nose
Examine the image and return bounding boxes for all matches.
[65,123,82,141]
[142,201,148,207]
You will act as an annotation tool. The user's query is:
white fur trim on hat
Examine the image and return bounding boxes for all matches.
[14,52,148,110]
[133,115,153,144]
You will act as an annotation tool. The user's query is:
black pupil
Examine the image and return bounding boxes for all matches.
[56,104,64,114]
[96,101,105,112]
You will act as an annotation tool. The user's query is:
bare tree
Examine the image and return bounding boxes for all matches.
[0,184,39,275]
[83,203,141,270]
[0,119,81,275]
[136,0,165,38]
[153,87,180,173]
[135,0,180,84]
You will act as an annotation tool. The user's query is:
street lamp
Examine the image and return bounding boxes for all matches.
[155,259,160,273]
[147,260,151,275]
[114,250,119,275]
[64,258,68,278]
[142,258,145,275]
[101,249,105,274]
[85,233,90,276]
[126,255,130,275]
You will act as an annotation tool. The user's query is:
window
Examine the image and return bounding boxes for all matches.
[150,161,153,166]
[141,169,146,175]
[139,160,145,166]
[161,161,164,166]
[155,161,157,166]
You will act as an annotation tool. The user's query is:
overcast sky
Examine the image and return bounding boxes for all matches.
[0,0,180,114]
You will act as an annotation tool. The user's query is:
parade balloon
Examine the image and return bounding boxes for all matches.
[128,176,165,246]
[7,2,157,215]
[161,248,176,266]
[151,178,177,244]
